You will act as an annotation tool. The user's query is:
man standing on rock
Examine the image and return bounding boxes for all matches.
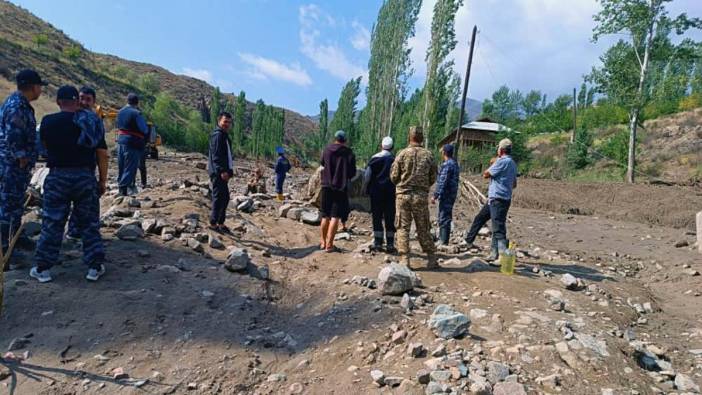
[390,126,438,269]
[31,85,106,283]
[432,144,459,246]
[365,136,396,253]
[0,69,44,268]
[274,146,291,201]
[66,86,109,241]
[116,93,149,196]
[464,138,517,261]
[319,130,355,253]
[208,112,234,234]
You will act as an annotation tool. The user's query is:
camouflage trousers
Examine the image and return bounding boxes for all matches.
[34,168,104,271]
[0,164,31,250]
[395,192,435,256]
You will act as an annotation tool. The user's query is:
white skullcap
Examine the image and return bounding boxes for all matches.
[382,136,394,150]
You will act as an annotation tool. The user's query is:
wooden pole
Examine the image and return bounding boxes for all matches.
[454,25,478,160]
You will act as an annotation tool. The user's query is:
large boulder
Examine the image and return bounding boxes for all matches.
[116,223,144,241]
[300,210,321,225]
[428,304,470,339]
[225,248,251,272]
[306,166,370,212]
[378,263,419,295]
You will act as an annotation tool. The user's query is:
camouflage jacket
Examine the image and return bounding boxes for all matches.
[390,143,437,195]
[0,91,37,167]
[74,109,105,149]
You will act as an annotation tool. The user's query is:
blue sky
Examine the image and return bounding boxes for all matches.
[11,0,702,115]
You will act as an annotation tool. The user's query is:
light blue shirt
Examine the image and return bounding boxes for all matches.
[487,155,517,200]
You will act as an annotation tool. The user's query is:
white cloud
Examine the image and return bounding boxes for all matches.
[238,53,312,86]
[181,67,214,84]
[350,21,371,51]
[299,4,367,82]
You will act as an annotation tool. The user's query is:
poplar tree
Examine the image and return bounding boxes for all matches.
[329,77,362,143]
[233,90,247,152]
[209,87,222,125]
[318,98,329,148]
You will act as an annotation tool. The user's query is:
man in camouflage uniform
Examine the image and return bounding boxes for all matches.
[390,126,438,269]
[0,69,44,266]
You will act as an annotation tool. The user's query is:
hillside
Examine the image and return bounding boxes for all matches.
[0,0,317,146]
[527,108,702,185]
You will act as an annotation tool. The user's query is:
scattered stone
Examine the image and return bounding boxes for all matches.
[237,199,254,213]
[161,233,174,242]
[487,361,510,384]
[428,304,470,339]
[400,293,414,311]
[378,263,419,295]
[286,207,304,221]
[544,289,565,311]
[407,342,425,358]
[187,238,204,253]
[391,330,407,344]
[115,223,144,240]
[300,210,321,225]
[574,333,609,358]
[536,374,561,389]
[383,376,403,387]
[561,273,583,290]
[267,373,286,382]
[278,204,293,218]
[112,367,128,380]
[493,382,527,395]
[470,308,488,321]
[674,373,700,392]
[674,240,689,248]
[431,343,447,357]
[370,369,385,386]
[225,248,251,272]
[429,370,451,383]
[685,269,700,276]
[288,383,304,394]
[416,369,431,385]
[466,258,491,273]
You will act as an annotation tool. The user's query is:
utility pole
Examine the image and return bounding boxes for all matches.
[454,25,478,160]
[571,87,577,144]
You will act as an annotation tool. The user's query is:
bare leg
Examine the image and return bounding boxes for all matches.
[320,217,330,249]
[326,217,341,250]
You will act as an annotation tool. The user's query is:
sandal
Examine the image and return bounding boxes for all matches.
[219,225,233,235]
[325,246,342,253]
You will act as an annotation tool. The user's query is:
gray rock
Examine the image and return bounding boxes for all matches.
[470,308,488,321]
[466,258,491,273]
[428,304,470,339]
[400,293,414,311]
[416,369,431,384]
[258,265,270,280]
[300,210,321,225]
[141,218,157,234]
[287,208,304,221]
[493,382,526,395]
[431,343,447,357]
[575,333,609,358]
[161,233,174,242]
[370,369,385,386]
[267,373,286,382]
[378,263,419,295]
[208,234,225,249]
[674,373,700,392]
[487,361,510,384]
[425,382,446,394]
[429,370,451,383]
[544,289,565,311]
[237,199,254,213]
[278,204,294,218]
[536,374,560,389]
[7,337,30,351]
[384,376,403,387]
[225,248,250,272]
[407,342,425,358]
[187,238,204,253]
[469,376,492,395]
[116,223,144,240]
[561,273,582,290]
[127,198,141,208]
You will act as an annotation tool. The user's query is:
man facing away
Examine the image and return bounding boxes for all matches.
[390,126,438,269]
[274,146,292,201]
[0,69,44,268]
[207,112,234,234]
[31,85,106,283]
[365,136,396,253]
[116,93,149,196]
[319,130,356,253]
[463,138,517,260]
[66,86,108,241]
[432,143,459,246]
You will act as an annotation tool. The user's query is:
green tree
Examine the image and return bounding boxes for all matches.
[566,127,592,170]
[33,33,48,49]
[63,45,81,60]
[421,0,463,148]
[318,98,329,149]
[481,85,523,124]
[250,99,266,158]
[137,73,160,93]
[590,0,701,182]
[522,90,544,117]
[233,91,247,153]
[329,77,362,144]
[209,87,222,125]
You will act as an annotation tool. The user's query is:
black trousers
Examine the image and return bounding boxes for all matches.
[210,175,230,225]
[370,191,396,240]
[465,199,511,243]
[138,151,147,187]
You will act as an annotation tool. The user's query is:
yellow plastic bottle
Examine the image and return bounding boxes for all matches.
[500,241,516,275]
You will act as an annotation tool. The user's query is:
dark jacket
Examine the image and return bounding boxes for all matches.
[116,105,149,148]
[275,155,291,175]
[365,150,395,196]
[434,158,459,202]
[320,143,356,191]
[207,128,233,177]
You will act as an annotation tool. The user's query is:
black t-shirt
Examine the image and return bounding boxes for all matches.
[40,111,106,168]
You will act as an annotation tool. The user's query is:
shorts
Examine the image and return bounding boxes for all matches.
[320,187,349,219]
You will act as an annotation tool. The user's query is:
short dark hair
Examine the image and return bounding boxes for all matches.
[79,86,96,99]
[127,93,139,105]
[502,145,512,155]
[218,111,233,119]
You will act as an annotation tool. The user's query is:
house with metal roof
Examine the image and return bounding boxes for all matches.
[437,117,518,172]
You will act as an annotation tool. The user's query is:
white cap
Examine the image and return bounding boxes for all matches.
[382,136,394,150]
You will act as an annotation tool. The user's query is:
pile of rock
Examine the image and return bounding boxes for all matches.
[278,202,321,226]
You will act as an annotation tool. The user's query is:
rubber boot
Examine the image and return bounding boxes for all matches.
[439,226,450,246]
[119,187,128,196]
[497,239,508,255]
[276,193,284,202]
[371,236,384,252]
[427,253,439,269]
[486,237,499,262]
[386,236,397,254]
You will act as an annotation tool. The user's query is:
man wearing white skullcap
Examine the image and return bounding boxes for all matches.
[364,136,397,253]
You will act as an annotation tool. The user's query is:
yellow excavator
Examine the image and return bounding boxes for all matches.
[96,106,162,160]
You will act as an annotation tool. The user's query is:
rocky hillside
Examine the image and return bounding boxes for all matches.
[0,0,317,145]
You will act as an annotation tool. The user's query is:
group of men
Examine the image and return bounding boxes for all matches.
[318,125,517,269]
[0,69,153,283]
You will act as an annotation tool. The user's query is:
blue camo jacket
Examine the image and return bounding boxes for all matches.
[0,91,37,167]
[434,158,459,202]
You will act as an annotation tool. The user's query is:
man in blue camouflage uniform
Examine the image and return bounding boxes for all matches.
[431,144,459,246]
[30,85,106,283]
[66,87,108,241]
[0,69,44,266]
[116,93,149,196]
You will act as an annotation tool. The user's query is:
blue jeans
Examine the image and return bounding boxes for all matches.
[275,173,286,194]
[488,198,511,244]
[117,144,144,189]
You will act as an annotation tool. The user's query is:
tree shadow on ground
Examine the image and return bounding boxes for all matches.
[238,238,320,259]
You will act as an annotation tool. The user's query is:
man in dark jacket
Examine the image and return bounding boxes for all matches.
[432,144,459,246]
[365,136,396,253]
[116,93,149,196]
[207,112,234,233]
[319,130,355,252]
[274,146,291,201]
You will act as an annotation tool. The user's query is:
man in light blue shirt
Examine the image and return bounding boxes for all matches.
[463,138,517,260]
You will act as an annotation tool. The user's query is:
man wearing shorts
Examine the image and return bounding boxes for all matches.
[319,130,356,253]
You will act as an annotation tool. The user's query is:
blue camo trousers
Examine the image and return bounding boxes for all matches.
[0,164,31,249]
[437,198,455,230]
[117,144,143,189]
[275,173,286,194]
[34,168,104,271]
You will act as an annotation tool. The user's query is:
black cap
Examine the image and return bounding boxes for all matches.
[127,92,139,105]
[56,85,79,100]
[16,69,47,87]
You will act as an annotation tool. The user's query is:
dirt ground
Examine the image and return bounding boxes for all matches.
[1,150,701,395]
